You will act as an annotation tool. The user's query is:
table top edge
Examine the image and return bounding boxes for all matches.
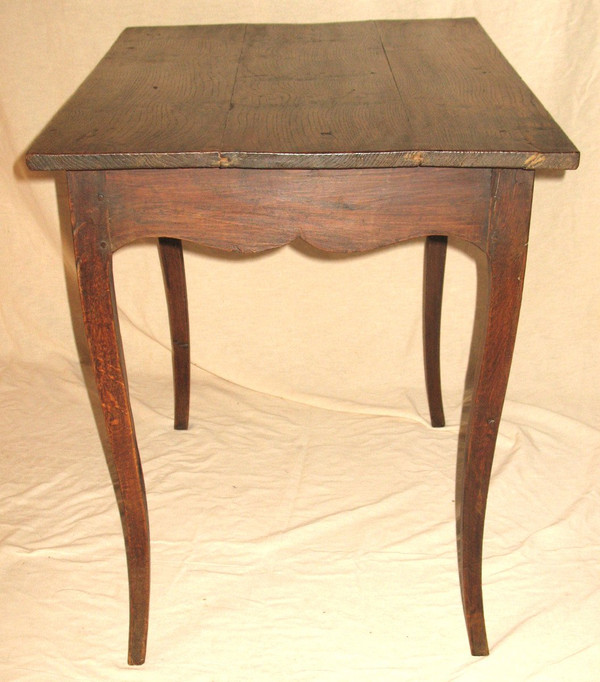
[26,148,580,172]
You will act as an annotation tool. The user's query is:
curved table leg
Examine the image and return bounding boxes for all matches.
[158,237,190,430]
[423,235,447,427]
[457,169,533,655]
[68,172,150,665]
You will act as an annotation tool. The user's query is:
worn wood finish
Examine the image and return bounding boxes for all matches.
[27,25,246,171]
[457,169,534,655]
[66,163,535,664]
[26,20,579,171]
[158,238,190,430]
[376,20,576,170]
[105,168,490,253]
[25,18,580,665]
[67,171,150,665]
[423,235,447,428]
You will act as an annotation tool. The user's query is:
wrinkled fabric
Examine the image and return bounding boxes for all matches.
[1,1,599,680]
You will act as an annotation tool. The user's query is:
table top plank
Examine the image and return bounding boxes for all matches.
[27,25,246,170]
[377,19,576,165]
[26,19,579,171]
[221,22,414,156]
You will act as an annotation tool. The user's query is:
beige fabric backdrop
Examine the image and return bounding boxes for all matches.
[1,1,599,680]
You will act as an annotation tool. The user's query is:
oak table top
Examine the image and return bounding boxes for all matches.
[26,18,579,172]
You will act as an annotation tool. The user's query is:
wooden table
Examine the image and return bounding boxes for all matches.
[26,19,579,665]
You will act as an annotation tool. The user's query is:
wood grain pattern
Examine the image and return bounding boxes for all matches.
[27,25,246,169]
[377,20,576,163]
[26,20,579,171]
[64,163,538,663]
[104,167,491,253]
[456,168,534,655]
[222,22,412,156]
[28,18,579,664]
[67,171,150,665]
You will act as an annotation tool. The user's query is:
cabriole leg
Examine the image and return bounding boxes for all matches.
[423,235,448,427]
[158,237,190,430]
[68,171,150,665]
[457,169,533,655]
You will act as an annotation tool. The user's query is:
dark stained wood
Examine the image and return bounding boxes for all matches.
[158,238,190,430]
[423,235,447,428]
[26,20,579,171]
[456,168,534,655]
[64,161,537,664]
[222,22,413,157]
[25,18,580,665]
[27,25,246,170]
[377,19,577,169]
[104,168,491,253]
[67,171,150,665]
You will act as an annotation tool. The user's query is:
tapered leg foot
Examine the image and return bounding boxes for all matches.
[457,169,533,656]
[68,171,150,665]
[423,235,447,427]
[158,237,190,430]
